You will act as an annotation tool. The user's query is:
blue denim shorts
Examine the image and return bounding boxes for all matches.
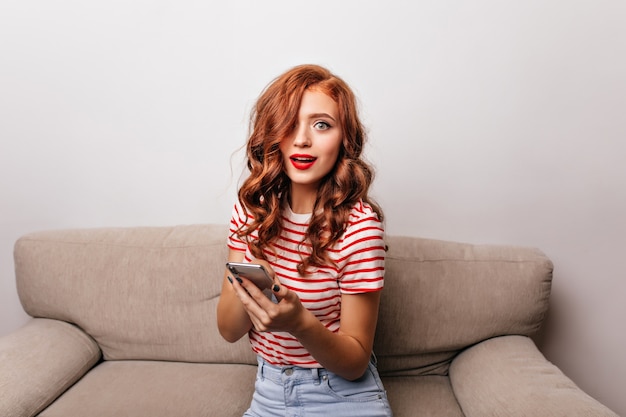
[243,355,393,417]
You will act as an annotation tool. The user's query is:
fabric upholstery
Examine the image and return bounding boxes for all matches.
[38,361,256,417]
[1,224,617,417]
[14,225,255,365]
[382,375,464,417]
[0,318,100,417]
[449,335,619,416]
[376,235,552,376]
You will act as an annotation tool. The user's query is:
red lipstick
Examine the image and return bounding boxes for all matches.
[289,154,317,170]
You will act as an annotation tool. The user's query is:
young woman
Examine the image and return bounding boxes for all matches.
[217,64,392,417]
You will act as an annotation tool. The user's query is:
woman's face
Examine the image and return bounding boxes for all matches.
[279,88,343,193]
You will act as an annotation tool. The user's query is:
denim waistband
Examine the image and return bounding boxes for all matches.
[256,354,379,384]
[257,356,328,384]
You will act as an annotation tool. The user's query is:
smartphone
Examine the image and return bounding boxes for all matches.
[226,262,274,290]
[226,262,277,303]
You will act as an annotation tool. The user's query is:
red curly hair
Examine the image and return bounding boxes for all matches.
[237,64,383,275]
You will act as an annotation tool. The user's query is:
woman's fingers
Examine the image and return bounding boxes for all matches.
[229,275,305,333]
[230,276,277,330]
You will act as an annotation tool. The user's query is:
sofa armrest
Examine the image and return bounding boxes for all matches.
[449,335,618,417]
[0,318,101,417]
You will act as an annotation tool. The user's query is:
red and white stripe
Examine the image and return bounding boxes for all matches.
[227,200,385,368]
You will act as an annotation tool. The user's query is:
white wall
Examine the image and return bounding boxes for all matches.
[1,0,624,414]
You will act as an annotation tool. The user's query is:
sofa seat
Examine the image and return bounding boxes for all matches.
[39,361,468,417]
[382,375,463,417]
[38,361,256,417]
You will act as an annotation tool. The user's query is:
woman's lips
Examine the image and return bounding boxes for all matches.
[289,154,317,170]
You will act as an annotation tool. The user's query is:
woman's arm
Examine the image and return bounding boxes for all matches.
[291,290,381,380]
[230,277,381,380]
[216,249,253,343]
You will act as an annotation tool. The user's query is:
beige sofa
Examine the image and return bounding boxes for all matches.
[0,224,618,417]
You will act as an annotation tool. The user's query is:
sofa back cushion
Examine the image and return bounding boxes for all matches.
[375,235,553,376]
[15,225,255,364]
[14,225,553,371]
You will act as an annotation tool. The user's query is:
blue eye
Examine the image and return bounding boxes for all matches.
[314,121,331,130]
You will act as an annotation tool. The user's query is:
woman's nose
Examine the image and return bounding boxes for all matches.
[292,124,311,147]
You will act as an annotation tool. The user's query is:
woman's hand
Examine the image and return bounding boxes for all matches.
[229,264,309,334]
[221,256,381,381]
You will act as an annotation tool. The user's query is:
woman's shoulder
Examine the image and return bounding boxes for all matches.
[230,199,254,227]
[337,200,385,258]
[347,199,382,224]
[344,200,384,238]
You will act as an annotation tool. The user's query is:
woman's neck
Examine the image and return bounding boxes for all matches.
[288,184,318,214]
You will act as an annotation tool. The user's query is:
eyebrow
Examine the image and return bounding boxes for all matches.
[307,113,337,122]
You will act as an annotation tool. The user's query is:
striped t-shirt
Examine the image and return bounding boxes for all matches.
[227,199,386,368]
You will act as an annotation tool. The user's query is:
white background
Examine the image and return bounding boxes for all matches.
[1,1,624,414]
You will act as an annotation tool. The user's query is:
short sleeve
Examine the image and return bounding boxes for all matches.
[227,201,251,253]
[337,202,386,294]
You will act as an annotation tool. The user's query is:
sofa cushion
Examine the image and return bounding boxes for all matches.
[37,361,256,417]
[375,235,553,376]
[15,225,553,377]
[15,225,255,364]
[382,375,464,417]
[39,361,466,417]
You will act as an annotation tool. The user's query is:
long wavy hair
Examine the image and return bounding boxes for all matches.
[237,64,383,275]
